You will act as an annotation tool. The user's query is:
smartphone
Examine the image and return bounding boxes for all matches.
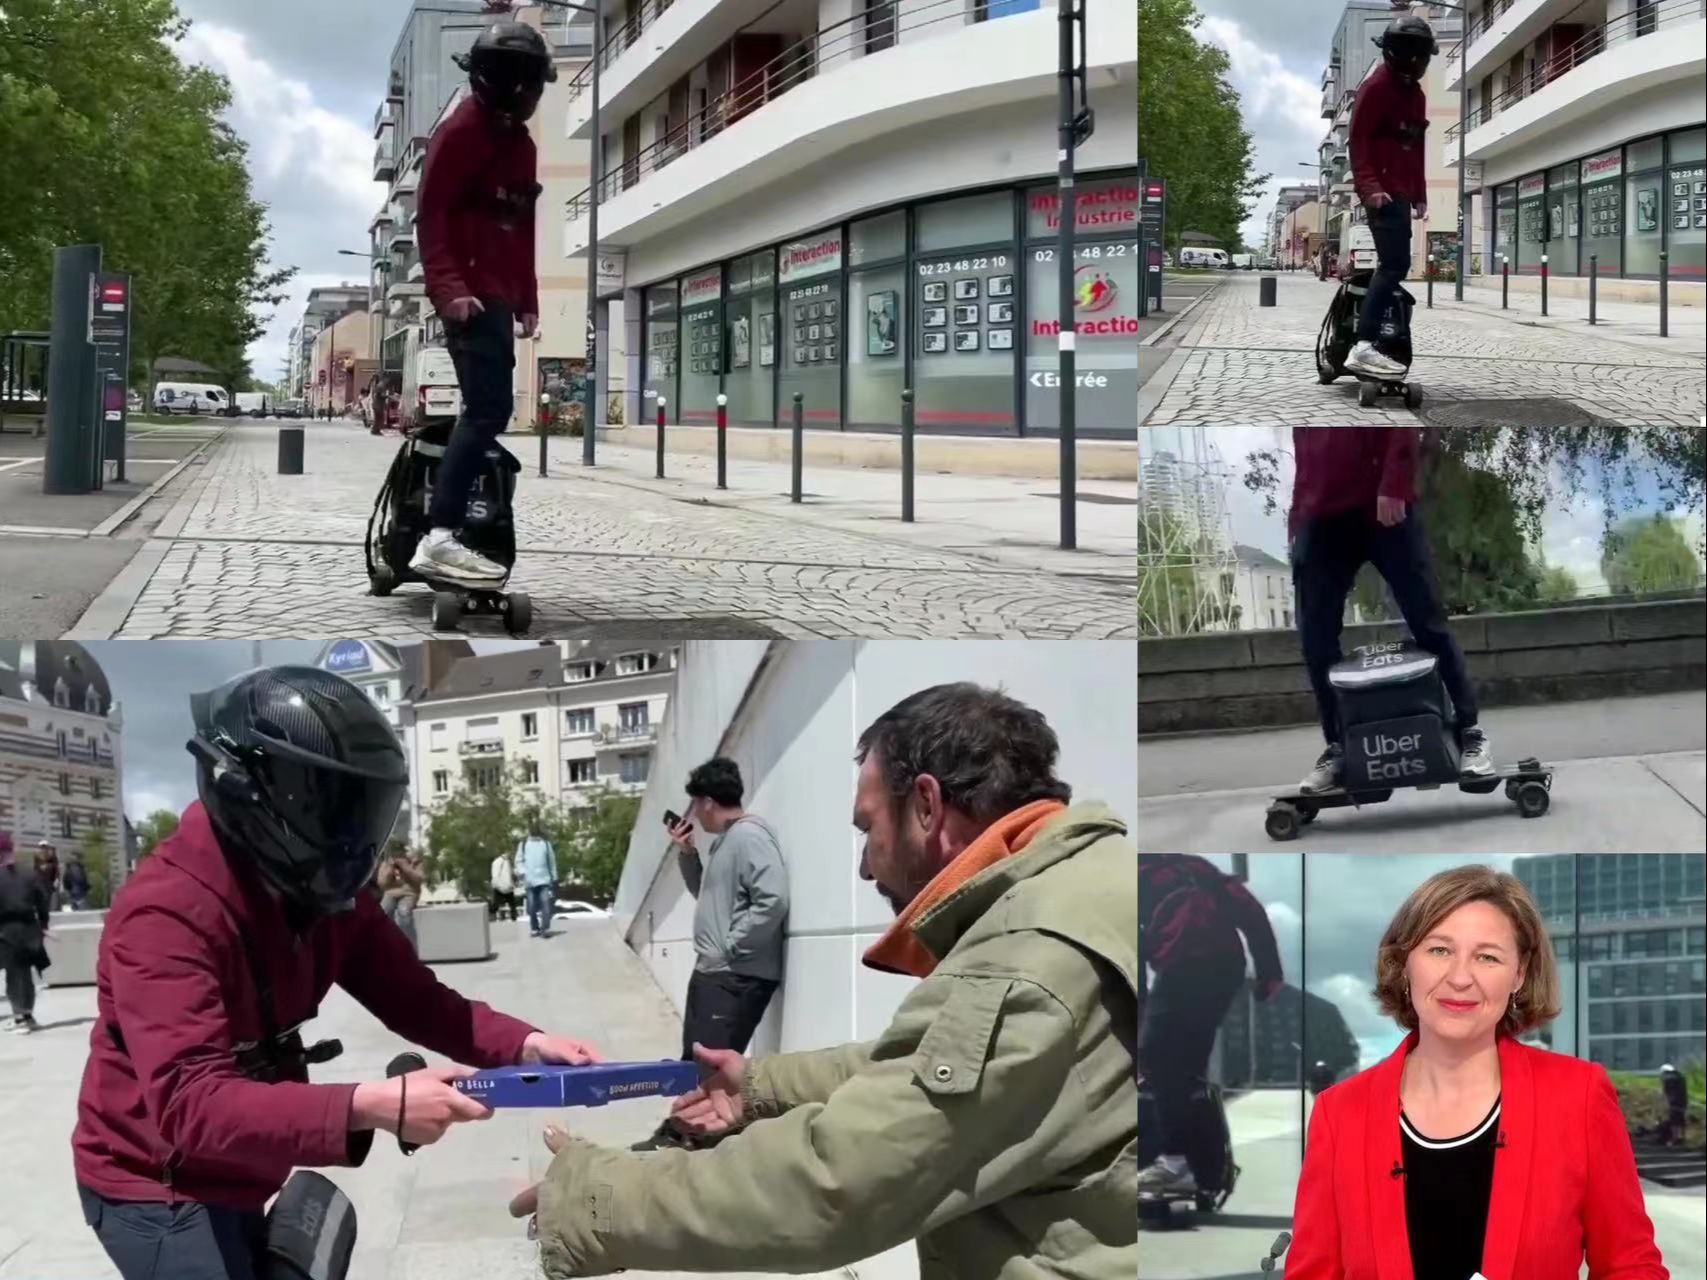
[662,809,681,829]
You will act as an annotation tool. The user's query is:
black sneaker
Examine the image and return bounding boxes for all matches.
[1299,743,1344,793]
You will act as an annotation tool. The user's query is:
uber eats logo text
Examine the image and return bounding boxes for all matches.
[1360,729,1429,780]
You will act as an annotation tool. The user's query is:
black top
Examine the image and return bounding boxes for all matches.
[1401,1095,1501,1280]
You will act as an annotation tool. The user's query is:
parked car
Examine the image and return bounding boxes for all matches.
[552,899,610,921]
[1162,252,1175,267]
[1230,253,1255,270]
[153,382,229,416]
[277,398,305,419]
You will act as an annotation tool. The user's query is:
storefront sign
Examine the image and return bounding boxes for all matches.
[1024,241,1138,431]
[1519,173,1546,199]
[1582,149,1623,183]
[1027,177,1141,238]
[1462,160,1485,188]
[682,266,722,306]
[595,248,626,298]
[324,640,372,674]
[779,231,843,283]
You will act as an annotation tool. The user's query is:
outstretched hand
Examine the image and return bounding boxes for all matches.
[510,1123,572,1221]
[668,1042,748,1136]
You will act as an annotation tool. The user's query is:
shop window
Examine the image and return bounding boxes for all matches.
[1548,162,1580,275]
[643,281,679,414]
[777,229,844,427]
[1665,129,1706,282]
[1517,174,1546,274]
[847,264,906,429]
[916,192,1013,253]
[679,266,722,424]
[725,249,776,428]
[1626,165,1666,277]
[916,249,1016,432]
[1023,239,1137,436]
[1492,183,1518,272]
[849,211,905,267]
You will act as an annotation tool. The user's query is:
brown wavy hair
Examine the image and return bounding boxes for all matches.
[1373,864,1561,1037]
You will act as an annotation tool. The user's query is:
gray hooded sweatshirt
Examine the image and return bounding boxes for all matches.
[679,814,788,982]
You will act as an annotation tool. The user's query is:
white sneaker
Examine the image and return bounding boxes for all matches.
[1345,341,1407,379]
[1136,1157,1198,1197]
[1300,744,1344,794]
[409,527,505,583]
[1460,726,1495,777]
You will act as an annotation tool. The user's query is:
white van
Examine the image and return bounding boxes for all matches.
[235,392,272,417]
[153,383,229,416]
[1179,248,1230,269]
[413,346,461,429]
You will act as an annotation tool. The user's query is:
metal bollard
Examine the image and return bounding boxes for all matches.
[1501,256,1509,309]
[277,426,304,475]
[1589,255,1598,325]
[790,393,804,504]
[1541,254,1549,317]
[715,393,728,490]
[1258,275,1277,307]
[1427,255,1434,309]
[655,394,666,479]
[900,388,915,524]
[1660,251,1669,338]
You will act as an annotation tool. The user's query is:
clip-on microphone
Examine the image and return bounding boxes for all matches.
[386,1052,427,1156]
[1258,1231,1292,1273]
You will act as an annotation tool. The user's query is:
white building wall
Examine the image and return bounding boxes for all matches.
[409,692,565,839]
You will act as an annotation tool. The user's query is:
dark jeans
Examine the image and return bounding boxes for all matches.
[1138,947,1246,1158]
[4,953,35,1018]
[79,1185,267,1280]
[490,888,519,921]
[1292,507,1479,746]
[526,883,554,934]
[427,299,515,529]
[681,968,779,1060]
[1357,197,1413,343]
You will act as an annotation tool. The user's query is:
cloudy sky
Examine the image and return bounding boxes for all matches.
[1192,0,1388,247]
[84,639,529,824]
[168,0,424,382]
[1141,426,1707,596]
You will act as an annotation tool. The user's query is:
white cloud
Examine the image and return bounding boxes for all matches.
[173,21,385,380]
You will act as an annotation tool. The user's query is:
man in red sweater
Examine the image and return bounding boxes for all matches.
[410,21,554,584]
[1344,13,1436,380]
[1290,427,1491,792]
[72,667,598,1279]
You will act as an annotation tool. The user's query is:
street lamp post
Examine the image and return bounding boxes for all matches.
[1415,0,1472,300]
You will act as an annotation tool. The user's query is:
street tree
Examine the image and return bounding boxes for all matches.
[1602,515,1703,597]
[1137,0,1270,253]
[132,808,180,862]
[78,826,114,908]
[562,787,641,906]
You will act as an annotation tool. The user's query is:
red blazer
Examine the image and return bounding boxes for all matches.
[1287,1033,1668,1280]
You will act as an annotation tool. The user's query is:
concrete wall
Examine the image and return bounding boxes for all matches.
[1138,599,1707,733]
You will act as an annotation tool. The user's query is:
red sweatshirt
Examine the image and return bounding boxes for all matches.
[417,94,540,320]
[1138,854,1282,983]
[1349,62,1429,206]
[72,802,536,1210]
[1289,427,1420,535]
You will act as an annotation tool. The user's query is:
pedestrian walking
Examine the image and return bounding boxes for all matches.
[376,840,424,952]
[410,20,552,585]
[1,834,51,1033]
[63,852,92,911]
[517,823,557,937]
[34,842,63,913]
[490,847,519,922]
[1660,1063,1688,1147]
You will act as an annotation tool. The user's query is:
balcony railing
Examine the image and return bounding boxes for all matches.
[1446,0,1702,141]
[1463,0,1519,50]
[598,723,656,746]
[459,739,504,756]
[373,102,396,138]
[566,0,977,219]
[567,0,680,99]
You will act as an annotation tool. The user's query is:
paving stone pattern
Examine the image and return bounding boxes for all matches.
[104,427,1135,639]
[1142,272,1707,427]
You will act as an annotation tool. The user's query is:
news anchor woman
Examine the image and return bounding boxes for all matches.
[1287,865,1668,1280]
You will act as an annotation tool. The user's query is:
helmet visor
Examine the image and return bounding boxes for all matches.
[252,740,406,906]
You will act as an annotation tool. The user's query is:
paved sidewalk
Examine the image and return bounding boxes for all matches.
[0,915,874,1280]
[64,424,1136,640]
[1135,692,1707,855]
[1139,271,1707,427]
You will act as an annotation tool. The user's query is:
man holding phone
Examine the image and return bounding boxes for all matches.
[664,757,789,1076]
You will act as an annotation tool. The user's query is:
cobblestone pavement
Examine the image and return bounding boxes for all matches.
[74,425,1135,639]
[1141,271,1707,426]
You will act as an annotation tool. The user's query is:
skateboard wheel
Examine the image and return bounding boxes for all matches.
[1404,382,1423,410]
[431,591,462,632]
[369,567,396,598]
[1515,782,1550,819]
[1504,778,1521,801]
[504,592,533,636]
[1265,804,1300,842]
[1195,1194,1216,1212]
[1298,804,1318,825]
[1357,379,1379,407]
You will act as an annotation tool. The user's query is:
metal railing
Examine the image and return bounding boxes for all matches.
[567,0,680,98]
[1447,0,1703,140]
[566,0,975,218]
[1461,0,1518,50]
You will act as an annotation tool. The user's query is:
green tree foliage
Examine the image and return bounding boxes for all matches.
[132,808,180,862]
[1537,564,1580,603]
[1603,515,1703,596]
[1137,0,1270,252]
[0,0,293,393]
[422,765,639,905]
[78,826,113,907]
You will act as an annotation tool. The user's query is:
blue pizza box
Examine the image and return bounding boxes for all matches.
[453,1060,702,1108]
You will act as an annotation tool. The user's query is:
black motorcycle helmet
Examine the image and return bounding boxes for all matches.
[190,666,408,917]
[456,20,557,123]
[1377,13,1438,81]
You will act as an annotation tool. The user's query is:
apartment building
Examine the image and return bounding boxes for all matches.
[559,0,1137,438]
[306,308,373,417]
[1317,2,1464,272]
[398,640,675,843]
[287,284,368,400]
[1444,0,1706,285]
[0,642,129,894]
[1265,184,1317,260]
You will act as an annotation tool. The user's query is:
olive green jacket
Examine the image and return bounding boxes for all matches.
[535,801,1138,1279]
